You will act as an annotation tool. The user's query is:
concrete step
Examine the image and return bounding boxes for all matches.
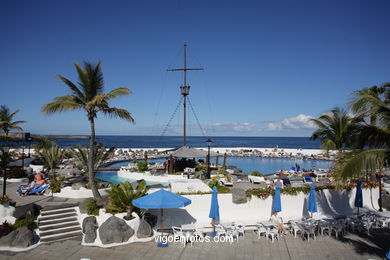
[39,222,81,231]
[39,212,76,221]
[40,226,82,237]
[40,231,83,243]
[42,203,79,211]
[41,207,76,216]
[39,210,76,219]
[38,216,78,226]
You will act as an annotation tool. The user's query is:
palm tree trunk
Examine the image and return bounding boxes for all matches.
[89,117,102,200]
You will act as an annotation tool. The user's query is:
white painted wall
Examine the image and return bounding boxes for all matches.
[149,188,381,229]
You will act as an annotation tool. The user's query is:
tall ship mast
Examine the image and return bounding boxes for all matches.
[167,42,203,146]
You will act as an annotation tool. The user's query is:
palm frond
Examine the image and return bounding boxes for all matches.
[0,105,25,135]
[32,136,56,152]
[101,107,135,123]
[41,99,81,114]
[334,149,389,181]
[105,88,132,101]
[74,63,90,95]
[67,144,114,174]
[56,74,86,101]
[36,145,63,176]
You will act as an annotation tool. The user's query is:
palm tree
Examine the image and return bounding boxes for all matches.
[32,136,56,153]
[0,105,25,138]
[36,145,63,181]
[67,144,114,174]
[350,85,388,125]
[310,107,358,154]
[41,62,135,200]
[335,84,390,181]
[106,181,149,218]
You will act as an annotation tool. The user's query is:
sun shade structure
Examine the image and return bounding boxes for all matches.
[354,180,363,215]
[170,146,208,158]
[132,189,192,247]
[133,189,191,209]
[308,183,317,217]
[209,186,220,219]
[272,182,282,212]
[209,186,220,236]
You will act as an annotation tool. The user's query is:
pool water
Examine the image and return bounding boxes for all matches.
[95,171,168,186]
[224,157,331,174]
[96,157,332,184]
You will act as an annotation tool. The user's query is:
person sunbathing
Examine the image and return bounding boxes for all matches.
[34,172,46,187]
[269,211,286,235]
[18,180,36,196]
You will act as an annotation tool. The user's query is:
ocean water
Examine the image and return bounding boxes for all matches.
[37,136,322,149]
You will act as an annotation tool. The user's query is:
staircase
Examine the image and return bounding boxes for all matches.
[38,204,82,243]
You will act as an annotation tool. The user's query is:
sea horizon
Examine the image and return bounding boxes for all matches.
[25,135,322,149]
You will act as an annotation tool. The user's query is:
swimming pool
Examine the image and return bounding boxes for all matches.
[96,156,332,184]
[95,171,169,186]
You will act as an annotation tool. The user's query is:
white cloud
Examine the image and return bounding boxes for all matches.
[212,122,257,132]
[266,114,315,131]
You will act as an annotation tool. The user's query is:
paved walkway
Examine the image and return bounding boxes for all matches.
[1,182,87,208]
[1,230,387,260]
[1,182,388,259]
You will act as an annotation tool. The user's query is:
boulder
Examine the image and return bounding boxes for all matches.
[0,227,37,248]
[99,216,134,244]
[137,219,153,238]
[232,188,247,204]
[0,229,16,247]
[82,216,98,243]
[14,203,40,219]
[382,194,390,211]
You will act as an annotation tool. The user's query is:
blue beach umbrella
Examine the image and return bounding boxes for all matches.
[133,189,191,247]
[354,180,363,215]
[272,182,282,212]
[308,183,317,217]
[209,186,219,236]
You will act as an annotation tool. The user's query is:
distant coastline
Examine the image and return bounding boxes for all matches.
[31,136,322,149]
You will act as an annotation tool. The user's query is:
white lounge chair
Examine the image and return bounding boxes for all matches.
[215,224,227,237]
[267,228,279,243]
[257,224,267,239]
[236,223,245,238]
[248,175,269,184]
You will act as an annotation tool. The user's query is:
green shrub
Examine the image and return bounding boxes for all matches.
[86,198,100,216]
[14,212,37,230]
[208,177,231,193]
[49,178,62,193]
[251,171,264,177]
[217,168,225,175]
[106,181,149,218]
[245,181,379,200]
[195,165,206,172]
[123,215,135,221]
[137,161,148,172]
[216,185,230,193]
[0,195,12,205]
[132,159,138,164]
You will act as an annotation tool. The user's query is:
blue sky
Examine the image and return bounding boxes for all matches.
[1,0,389,137]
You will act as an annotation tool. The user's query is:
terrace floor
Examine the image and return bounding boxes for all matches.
[1,228,389,260]
[1,182,389,260]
